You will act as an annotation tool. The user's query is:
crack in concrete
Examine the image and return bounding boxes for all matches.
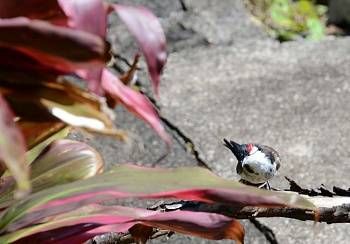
[159,116,212,170]
[110,57,212,170]
[136,83,212,170]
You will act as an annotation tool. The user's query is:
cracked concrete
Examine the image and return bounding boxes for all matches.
[158,37,350,244]
[85,0,350,243]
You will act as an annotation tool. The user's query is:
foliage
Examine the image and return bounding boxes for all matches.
[0,0,169,194]
[0,0,315,243]
[246,0,327,41]
[0,165,314,243]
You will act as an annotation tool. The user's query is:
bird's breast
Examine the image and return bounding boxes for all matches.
[239,151,277,184]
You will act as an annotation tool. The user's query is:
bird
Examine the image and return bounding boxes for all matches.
[223,139,281,189]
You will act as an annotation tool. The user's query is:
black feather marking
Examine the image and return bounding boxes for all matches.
[236,162,243,174]
[243,164,254,174]
[223,138,246,162]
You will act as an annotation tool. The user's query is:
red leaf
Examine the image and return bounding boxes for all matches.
[13,223,99,244]
[10,205,244,243]
[57,0,107,37]
[57,0,109,94]
[101,69,170,143]
[0,95,30,197]
[0,0,66,22]
[22,187,284,226]
[0,47,65,85]
[76,67,105,95]
[0,17,109,70]
[112,4,167,96]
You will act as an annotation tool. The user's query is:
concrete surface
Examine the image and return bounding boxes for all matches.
[159,38,350,244]
[90,0,350,243]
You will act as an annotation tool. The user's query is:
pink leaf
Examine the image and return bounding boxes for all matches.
[101,69,170,143]
[12,223,99,244]
[112,4,167,96]
[9,205,244,243]
[57,0,108,94]
[18,188,284,228]
[0,95,30,197]
[0,17,109,71]
[57,0,107,37]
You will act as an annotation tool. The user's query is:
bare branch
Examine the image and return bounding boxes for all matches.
[249,218,278,244]
[165,194,349,223]
[88,179,350,243]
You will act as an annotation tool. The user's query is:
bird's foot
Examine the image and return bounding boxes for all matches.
[239,179,271,190]
[258,181,271,190]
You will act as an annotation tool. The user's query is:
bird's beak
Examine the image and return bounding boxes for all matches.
[223,139,246,161]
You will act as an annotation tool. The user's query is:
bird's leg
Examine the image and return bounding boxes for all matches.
[257,182,267,189]
[239,179,271,190]
[267,181,272,190]
[257,181,271,190]
[266,181,271,190]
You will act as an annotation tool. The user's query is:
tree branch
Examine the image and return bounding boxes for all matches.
[175,195,350,223]
[88,180,350,243]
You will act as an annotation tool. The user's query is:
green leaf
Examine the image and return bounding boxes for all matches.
[306,18,325,40]
[24,124,70,164]
[0,165,315,232]
[2,82,125,138]
[0,140,104,209]
[0,95,30,198]
[270,0,294,29]
[266,0,326,41]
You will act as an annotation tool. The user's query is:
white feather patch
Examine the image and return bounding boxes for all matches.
[240,150,277,184]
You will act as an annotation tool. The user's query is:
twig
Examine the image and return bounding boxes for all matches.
[112,53,142,71]
[146,176,350,224]
[86,232,134,244]
[249,218,278,244]
[179,0,188,11]
[175,196,350,223]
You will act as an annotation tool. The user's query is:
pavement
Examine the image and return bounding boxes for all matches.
[83,0,350,243]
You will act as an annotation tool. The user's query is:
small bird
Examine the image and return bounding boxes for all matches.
[223,139,281,189]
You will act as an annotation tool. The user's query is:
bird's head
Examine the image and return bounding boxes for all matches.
[223,139,255,162]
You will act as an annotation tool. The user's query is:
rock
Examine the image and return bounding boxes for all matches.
[180,0,268,45]
[328,0,350,28]
[107,0,267,58]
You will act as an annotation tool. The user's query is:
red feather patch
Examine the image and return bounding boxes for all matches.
[246,144,253,153]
